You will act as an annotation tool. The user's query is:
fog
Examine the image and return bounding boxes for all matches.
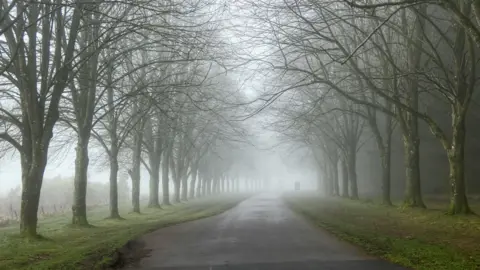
[1,0,480,243]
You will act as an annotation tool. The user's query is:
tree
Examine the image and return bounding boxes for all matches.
[0,1,84,237]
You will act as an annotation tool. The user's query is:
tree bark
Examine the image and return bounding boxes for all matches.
[189,165,197,198]
[19,151,45,237]
[445,5,472,214]
[196,174,203,197]
[219,176,223,192]
[212,176,217,193]
[148,155,161,208]
[210,177,214,194]
[447,110,471,214]
[202,177,208,196]
[105,71,122,218]
[181,173,188,201]
[332,160,339,196]
[370,114,393,206]
[109,155,121,218]
[348,144,359,200]
[162,148,171,205]
[403,133,425,208]
[203,178,207,195]
[72,137,89,226]
[130,124,143,213]
[323,162,333,195]
[173,177,181,203]
[380,142,392,206]
[341,158,349,197]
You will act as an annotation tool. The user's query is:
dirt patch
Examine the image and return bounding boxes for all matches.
[107,239,151,269]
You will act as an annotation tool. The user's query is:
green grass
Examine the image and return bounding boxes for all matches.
[0,194,249,270]
[284,192,480,270]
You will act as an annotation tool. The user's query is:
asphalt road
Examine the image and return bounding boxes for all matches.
[126,193,406,270]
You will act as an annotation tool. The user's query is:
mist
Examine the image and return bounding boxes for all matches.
[1,0,480,269]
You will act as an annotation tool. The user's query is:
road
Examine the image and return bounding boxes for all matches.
[126,193,406,270]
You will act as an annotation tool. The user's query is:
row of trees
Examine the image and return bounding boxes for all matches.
[0,0,259,238]
[238,0,480,214]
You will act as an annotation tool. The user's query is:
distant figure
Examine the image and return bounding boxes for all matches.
[294,181,300,191]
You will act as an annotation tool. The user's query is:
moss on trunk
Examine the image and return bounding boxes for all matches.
[72,139,89,226]
[402,134,425,208]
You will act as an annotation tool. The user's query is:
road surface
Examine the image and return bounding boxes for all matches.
[126,193,406,270]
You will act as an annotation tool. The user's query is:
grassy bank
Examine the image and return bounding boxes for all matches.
[284,192,480,270]
[0,194,248,270]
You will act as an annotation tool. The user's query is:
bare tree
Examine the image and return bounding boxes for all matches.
[0,1,84,237]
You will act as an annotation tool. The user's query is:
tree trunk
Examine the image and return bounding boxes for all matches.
[445,7,471,214]
[347,145,359,200]
[173,177,181,203]
[130,168,141,213]
[224,177,227,192]
[323,162,332,195]
[196,174,203,197]
[109,155,121,218]
[72,137,89,226]
[369,111,393,205]
[148,155,161,208]
[20,154,44,237]
[212,177,218,193]
[401,6,425,208]
[381,138,392,206]
[219,176,224,192]
[181,173,188,201]
[341,158,349,197]
[207,178,213,195]
[202,177,208,196]
[403,133,425,208]
[189,166,197,198]
[130,128,143,213]
[213,177,218,193]
[447,111,471,214]
[332,161,339,196]
[380,148,392,205]
[162,148,171,205]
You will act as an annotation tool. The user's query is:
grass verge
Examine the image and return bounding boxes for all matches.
[284,192,480,270]
[0,194,249,270]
